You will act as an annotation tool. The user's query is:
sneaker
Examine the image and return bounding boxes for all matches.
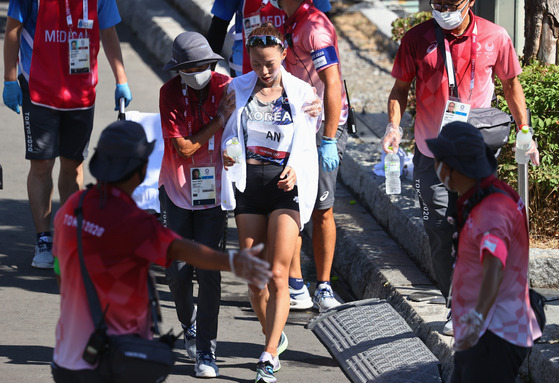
[183,322,197,360]
[32,239,54,269]
[255,360,277,383]
[277,331,288,358]
[313,283,340,313]
[443,312,454,336]
[195,351,219,378]
[289,284,313,310]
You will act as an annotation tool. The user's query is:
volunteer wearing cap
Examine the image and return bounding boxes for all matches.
[426,122,541,382]
[51,120,271,382]
[3,0,132,270]
[158,31,235,378]
[384,0,540,335]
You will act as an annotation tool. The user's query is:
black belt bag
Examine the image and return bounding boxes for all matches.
[467,107,512,152]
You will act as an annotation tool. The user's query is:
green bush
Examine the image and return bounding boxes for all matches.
[494,61,559,239]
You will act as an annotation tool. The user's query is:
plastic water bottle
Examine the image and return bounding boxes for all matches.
[226,137,242,182]
[385,148,401,195]
[515,126,532,164]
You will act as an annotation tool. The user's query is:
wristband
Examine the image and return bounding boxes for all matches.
[228,249,236,275]
[321,136,337,143]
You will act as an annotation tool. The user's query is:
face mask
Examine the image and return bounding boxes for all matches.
[179,68,212,90]
[432,3,468,31]
[269,0,281,10]
[436,161,452,190]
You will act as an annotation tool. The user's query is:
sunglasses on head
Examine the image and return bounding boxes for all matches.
[246,35,284,48]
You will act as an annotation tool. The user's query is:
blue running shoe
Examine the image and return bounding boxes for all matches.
[255,360,276,383]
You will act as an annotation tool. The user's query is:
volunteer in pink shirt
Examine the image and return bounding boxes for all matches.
[426,121,541,383]
[384,0,539,335]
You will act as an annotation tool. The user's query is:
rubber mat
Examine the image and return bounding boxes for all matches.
[306,298,442,383]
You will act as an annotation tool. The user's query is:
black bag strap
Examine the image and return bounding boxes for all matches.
[75,184,161,335]
[434,21,459,99]
[75,185,107,330]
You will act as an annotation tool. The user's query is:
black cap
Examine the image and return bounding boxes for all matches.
[163,31,223,71]
[89,121,155,182]
[426,121,497,179]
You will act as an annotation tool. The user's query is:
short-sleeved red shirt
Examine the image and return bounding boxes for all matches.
[52,185,180,370]
[391,12,521,157]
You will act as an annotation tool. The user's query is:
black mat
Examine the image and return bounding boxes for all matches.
[306,299,442,383]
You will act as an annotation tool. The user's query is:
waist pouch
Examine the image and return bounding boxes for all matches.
[467,107,512,152]
[98,334,175,383]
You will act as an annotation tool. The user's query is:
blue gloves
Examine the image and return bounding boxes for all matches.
[3,81,22,114]
[318,137,339,172]
[114,82,132,111]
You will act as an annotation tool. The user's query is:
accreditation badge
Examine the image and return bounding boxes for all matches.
[243,11,261,37]
[440,98,471,131]
[69,38,90,74]
[190,165,216,206]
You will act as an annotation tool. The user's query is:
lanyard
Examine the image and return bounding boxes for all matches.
[434,21,477,101]
[65,0,89,28]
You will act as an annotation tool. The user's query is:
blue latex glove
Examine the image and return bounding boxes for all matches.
[114,82,132,111]
[3,81,22,114]
[318,138,339,172]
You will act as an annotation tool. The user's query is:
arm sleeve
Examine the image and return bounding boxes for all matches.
[98,0,121,30]
[207,15,230,54]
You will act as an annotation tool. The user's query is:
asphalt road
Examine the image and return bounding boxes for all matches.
[0,12,349,383]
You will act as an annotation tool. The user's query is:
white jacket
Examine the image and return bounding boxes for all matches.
[221,67,319,228]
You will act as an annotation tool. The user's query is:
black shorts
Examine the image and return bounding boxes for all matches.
[20,74,94,161]
[234,163,299,216]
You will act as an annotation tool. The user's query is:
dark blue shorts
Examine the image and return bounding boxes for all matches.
[20,75,94,162]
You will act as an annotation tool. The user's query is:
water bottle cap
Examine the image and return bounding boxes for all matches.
[388,146,393,151]
[231,137,239,144]
[521,126,530,134]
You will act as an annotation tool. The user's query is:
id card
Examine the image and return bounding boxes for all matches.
[190,166,216,206]
[440,99,471,131]
[243,12,261,36]
[69,38,90,74]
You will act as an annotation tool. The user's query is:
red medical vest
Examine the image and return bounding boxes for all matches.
[29,0,100,110]
[241,1,286,74]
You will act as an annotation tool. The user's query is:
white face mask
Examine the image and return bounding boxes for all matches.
[436,161,452,190]
[179,68,212,90]
[432,2,468,31]
[269,0,281,10]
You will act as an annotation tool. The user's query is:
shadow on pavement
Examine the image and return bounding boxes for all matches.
[0,344,53,365]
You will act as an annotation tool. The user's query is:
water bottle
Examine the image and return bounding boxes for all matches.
[226,137,242,182]
[515,126,532,164]
[385,148,401,195]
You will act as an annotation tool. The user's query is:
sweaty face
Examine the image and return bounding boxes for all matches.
[249,45,286,85]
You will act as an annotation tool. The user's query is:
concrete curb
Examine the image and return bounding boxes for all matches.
[116,0,559,381]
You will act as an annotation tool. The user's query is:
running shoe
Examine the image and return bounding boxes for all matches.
[183,321,197,360]
[289,284,313,310]
[195,351,219,378]
[32,238,54,269]
[443,311,454,336]
[313,283,340,313]
[277,331,288,357]
[255,360,276,383]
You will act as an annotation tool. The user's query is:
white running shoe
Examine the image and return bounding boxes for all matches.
[313,283,340,313]
[32,239,54,269]
[195,351,219,378]
[289,284,313,310]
